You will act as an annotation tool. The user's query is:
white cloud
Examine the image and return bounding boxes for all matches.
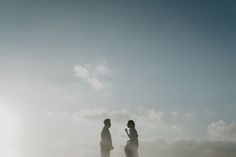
[68,108,187,137]
[43,108,165,130]
[88,78,105,90]
[137,109,164,128]
[96,65,113,76]
[170,111,178,117]
[184,112,195,119]
[74,64,114,90]
[70,108,165,124]
[169,125,183,132]
[74,65,90,79]
[69,108,185,138]
[208,120,236,140]
[72,109,135,123]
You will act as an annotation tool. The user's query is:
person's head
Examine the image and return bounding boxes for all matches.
[127,120,135,128]
[104,119,111,128]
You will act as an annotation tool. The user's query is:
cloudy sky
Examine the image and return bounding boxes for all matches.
[0,0,236,157]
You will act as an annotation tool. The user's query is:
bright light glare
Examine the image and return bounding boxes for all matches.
[0,106,19,157]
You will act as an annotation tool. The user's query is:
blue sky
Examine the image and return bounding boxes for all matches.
[0,0,236,157]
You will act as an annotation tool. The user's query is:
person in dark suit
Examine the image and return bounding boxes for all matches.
[100,119,113,157]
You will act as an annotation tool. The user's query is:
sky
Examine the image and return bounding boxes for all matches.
[0,0,236,157]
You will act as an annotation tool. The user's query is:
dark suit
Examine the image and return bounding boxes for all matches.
[100,126,113,157]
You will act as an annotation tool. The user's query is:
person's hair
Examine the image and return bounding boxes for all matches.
[104,119,110,125]
[128,120,135,127]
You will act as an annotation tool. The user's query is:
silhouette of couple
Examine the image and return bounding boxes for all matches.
[100,119,139,157]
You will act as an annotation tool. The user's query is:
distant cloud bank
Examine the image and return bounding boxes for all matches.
[208,120,236,140]
[140,138,236,157]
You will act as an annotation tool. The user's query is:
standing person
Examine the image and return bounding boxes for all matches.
[125,120,139,157]
[100,119,113,157]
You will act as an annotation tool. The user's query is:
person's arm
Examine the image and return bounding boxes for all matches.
[125,128,131,139]
[109,129,113,150]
